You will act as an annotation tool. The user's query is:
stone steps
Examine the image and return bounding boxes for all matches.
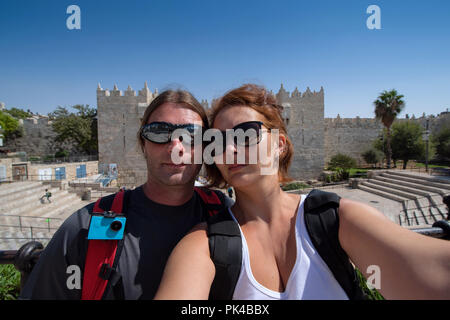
[383,171,450,191]
[0,181,91,250]
[1,184,55,203]
[368,178,431,198]
[358,170,450,227]
[1,189,80,217]
[357,183,408,203]
[376,174,447,196]
[0,181,43,198]
[0,186,62,213]
[361,181,417,200]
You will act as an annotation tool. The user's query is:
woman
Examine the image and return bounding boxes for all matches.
[154,84,450,300]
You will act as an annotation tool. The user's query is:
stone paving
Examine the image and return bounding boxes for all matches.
[330,186,404,223]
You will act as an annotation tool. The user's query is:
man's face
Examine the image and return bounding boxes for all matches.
[143,102,204,187]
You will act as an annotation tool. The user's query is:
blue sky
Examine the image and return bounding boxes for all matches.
[0,0,449,118]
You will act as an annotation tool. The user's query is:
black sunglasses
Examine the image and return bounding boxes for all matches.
[209,121,264,156]
[141,122,204,145]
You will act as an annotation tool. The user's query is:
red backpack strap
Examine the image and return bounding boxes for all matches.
[194,187,224,217]
[81,190,126,300]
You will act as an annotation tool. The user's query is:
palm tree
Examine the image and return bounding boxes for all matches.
[374,89,405,169]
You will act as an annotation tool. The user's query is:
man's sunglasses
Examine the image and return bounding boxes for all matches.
[141,122,204,145]
[209,121,264,156]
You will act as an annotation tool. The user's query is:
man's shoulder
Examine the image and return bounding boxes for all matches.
[56,201,95,236]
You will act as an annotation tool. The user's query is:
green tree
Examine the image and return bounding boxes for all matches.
[0,110,23,142]
[49,105,98,155]
[373,129,398,167]
[5,107,32,119]
[374,89,405,168]
[433,127,450,160]
[390,121,427,169]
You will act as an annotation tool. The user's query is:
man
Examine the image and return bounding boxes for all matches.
[20,89,232,299]
[40,189,52,203]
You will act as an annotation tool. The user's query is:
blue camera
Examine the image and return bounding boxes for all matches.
[87,214,126,240]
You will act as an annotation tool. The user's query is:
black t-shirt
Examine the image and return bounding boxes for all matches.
[20,185,231,300]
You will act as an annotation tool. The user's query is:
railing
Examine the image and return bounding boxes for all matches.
[0,172,102,183]
[399,202,447,224]
[0,214,62,232]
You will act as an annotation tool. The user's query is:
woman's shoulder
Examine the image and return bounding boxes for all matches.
[175,222,210,255]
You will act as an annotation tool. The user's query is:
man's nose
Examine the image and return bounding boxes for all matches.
[167,138,185,156]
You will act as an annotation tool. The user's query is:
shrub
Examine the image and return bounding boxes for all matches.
[362,148,384,167]
[328,153,357,170]
[355,268,385,300]
[55,149,69,158]
[0,265,21,300]
[281,182,310,191]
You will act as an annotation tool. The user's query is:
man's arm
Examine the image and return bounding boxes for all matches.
[154,223,215,300]
[338,198,450,300]
[19,203,93,300]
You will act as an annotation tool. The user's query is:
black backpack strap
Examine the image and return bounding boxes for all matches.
[304,189,367,300]
[206,208,242,300]
[195,187,227,220]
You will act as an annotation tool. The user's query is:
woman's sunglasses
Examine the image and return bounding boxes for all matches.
[141,122,204,145]
[209,121,264,156]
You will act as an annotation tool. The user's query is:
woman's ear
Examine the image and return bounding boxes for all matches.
[277,132,287,157]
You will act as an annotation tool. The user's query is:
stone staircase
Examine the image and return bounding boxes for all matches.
[357,170,450,227]
[0,181,90,249]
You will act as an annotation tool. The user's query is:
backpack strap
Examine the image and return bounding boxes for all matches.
[194,187,226,218]
[81,190,130,300]
[206,208,242,300]
[303,189,368,300]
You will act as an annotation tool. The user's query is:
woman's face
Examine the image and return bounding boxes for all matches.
[212,105,284,189]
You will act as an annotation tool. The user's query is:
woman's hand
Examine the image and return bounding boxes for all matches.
[154,223,215,300]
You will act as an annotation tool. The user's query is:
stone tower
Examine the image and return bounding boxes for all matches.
[97,82,157,186]
[276,84,325,180]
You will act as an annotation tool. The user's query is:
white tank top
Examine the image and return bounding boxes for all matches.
[229,194,349,300]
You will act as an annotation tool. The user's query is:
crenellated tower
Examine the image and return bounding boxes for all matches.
[97,82,158,186]
[275,83,325,180]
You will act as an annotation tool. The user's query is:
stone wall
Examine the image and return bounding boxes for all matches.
[4,115,77,156]
[323,112,450,166]
[324,117,383,165]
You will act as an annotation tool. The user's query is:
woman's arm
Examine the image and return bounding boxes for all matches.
[338,198,450,299]
[154,223,215,300]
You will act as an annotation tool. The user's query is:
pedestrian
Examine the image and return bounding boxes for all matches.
[40,189,52,203]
